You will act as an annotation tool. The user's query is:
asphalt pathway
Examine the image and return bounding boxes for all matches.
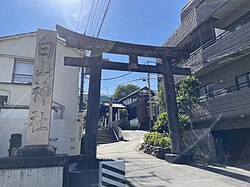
[97,130,250,187]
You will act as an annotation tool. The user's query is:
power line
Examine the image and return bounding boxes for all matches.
[101,77,144,89]
[76,0,85,32]
[101,72,132,81]
[101,75,157,89]
[88,0,99,35]
[97,0,111,38]
[84,0,96,34]
[99,60,156,81]
[93,0,107,37]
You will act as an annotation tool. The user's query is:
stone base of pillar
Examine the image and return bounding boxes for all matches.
[15,145,56,157]
[0,155,69,187]
[165,153,193,164]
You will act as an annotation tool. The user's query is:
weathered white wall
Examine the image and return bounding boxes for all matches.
[0,32,83,156]
[0,33,83,122]
[0,57,14,83]
[0,118,81,158]
[0,167,63,187]
[0,84,31,105]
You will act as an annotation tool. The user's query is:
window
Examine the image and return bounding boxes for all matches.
[200,83,214,97]
[13,59,34,84]
[0,96,8,105]
[235,73,250,90]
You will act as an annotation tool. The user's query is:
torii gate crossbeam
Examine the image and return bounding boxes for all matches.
[56,25,191,168]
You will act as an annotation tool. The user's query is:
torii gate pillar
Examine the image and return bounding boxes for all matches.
[84,53,102,164]
[162,56,182,153]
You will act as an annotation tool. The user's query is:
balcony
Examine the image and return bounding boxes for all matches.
[189,84,250,122]
[166,0,248,48]
[165,8,198,47]
[174,19,250,83]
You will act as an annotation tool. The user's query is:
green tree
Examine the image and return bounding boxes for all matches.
[157,83,166,112]
[154,76,200,131]
[112,84,140,101]
[176,76,201,109]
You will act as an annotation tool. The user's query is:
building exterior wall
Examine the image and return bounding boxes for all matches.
[0,167,63,187]
[0,32,84,156]
[183,129,217,163]
[0,34,83,121]
[0,118,81,157]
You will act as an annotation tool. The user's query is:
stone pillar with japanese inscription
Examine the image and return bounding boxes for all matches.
[26,29,57,146]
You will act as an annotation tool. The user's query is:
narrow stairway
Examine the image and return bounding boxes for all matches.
[97,128,118,144]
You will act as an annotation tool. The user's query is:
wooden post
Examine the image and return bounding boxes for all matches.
[84,53,102,162]
[162,56,183,154]
[26,29,57,145]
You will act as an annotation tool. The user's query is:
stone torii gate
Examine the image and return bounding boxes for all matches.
[56,25,191,165]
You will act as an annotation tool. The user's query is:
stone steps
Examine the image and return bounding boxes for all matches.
[97,129,118,144]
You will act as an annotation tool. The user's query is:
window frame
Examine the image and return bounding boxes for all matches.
[12,58,34,84]
[200,82,214,98]
[0,95,8,106]
[235,72,250,90]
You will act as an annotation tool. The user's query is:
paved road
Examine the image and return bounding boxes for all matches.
[98,130,250,187]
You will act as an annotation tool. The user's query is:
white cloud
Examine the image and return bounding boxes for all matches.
[49,0,92,32]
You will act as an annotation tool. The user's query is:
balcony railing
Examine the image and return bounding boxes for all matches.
[189,83,250,122]
[199,81,250,102]
[13,74,33,84]
[174,18,250,83]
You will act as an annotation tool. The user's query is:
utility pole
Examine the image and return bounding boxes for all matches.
[147,72,153,131]
[108,97,113,128]
[79,67,84,112]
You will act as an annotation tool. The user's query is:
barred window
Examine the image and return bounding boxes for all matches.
[12,59,34,84]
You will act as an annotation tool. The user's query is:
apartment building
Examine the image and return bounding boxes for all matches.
[0,31,84,157]
[165,0,250,164]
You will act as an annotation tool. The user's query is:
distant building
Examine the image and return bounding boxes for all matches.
[0,31,84,157]
[119,86,158,129]
[164,0,250,163]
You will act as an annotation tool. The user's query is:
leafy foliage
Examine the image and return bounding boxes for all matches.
[157,83,166,112]
[176,76,201,109]
[153,112,168,133]
[112,84,140,101]
[152,112,191,133]
[143,132,171,148]
[118,109,130,129]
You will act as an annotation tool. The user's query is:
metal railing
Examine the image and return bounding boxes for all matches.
[174,14,250,68]
[13,74,32,84]
[199,81,250,102]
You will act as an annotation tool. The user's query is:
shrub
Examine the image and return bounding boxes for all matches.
[159,136,171,148]
[153,112,168,133]
[143,132,171,148]
[118,109,130,129]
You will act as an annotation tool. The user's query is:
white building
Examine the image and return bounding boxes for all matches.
[0,31,84,157]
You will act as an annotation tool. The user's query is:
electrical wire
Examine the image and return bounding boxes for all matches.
[84,0,96,34]
[99,60,156,81]
[101,75,157,89]
[97,0,111,38]
[76,0,85,32]
[93,0,107,37]
[101,72,132,81]
[88,0,99,35]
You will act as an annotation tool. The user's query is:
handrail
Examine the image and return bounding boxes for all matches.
[199,81,250,101]
[112,122,123,140]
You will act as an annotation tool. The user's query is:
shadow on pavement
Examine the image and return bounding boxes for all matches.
[191,163,250,183]
[125,179,136,187]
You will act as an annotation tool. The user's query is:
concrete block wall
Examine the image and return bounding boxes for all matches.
[183,128,217,163]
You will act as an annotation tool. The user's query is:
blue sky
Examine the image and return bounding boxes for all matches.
[0,0,187,95]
